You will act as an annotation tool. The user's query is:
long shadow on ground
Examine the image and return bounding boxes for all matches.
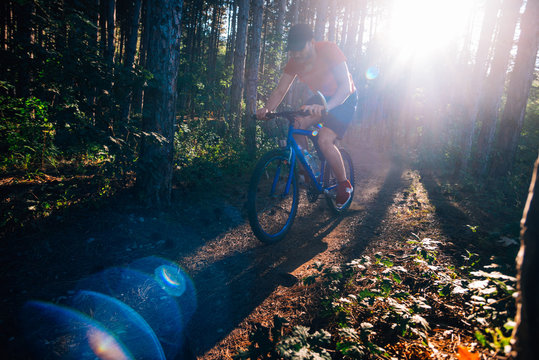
[342,162,406,262]
[182,161,407,358]
[182,207,342,358]
[418,170,520,268]
[1,158,408,360]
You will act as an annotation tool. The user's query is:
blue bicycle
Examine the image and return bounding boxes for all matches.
[247,99,355,243]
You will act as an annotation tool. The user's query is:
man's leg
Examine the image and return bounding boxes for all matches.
[293,114,319,149]
[318,126,352,206]
[318,127,346,183]
[293,114,322,184]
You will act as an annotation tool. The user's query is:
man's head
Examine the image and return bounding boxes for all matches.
[286,24,313,52]
[287,24,315,63]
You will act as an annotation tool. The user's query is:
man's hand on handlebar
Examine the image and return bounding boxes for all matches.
[254,108,312,121]
[300,104,325,117]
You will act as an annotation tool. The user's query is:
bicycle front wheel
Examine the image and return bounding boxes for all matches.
[247,149,299,243]
[323,148,355,214]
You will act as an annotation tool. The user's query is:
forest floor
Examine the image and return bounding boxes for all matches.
[0,140,522,359]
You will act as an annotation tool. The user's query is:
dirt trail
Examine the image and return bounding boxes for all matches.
[0,142,420,359]
[181,142,409,358]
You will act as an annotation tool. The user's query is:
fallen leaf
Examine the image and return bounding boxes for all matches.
[458,346,479,360]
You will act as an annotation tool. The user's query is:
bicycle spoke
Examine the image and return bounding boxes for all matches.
[247,150,298,242]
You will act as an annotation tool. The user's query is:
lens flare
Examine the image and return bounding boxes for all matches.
[75,267,184,359]
[71,290,166,360]
[155,265,187,297]
[87,328,129,360]
[21,301,133,360]
[129,256,197,322]
[365,66,380,80]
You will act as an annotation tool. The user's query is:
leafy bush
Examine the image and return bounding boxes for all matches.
[0,82,56,170]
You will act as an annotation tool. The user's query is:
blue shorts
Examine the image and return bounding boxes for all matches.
[305,91,357,139]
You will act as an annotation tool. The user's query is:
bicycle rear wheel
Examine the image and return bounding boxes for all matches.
[247,149,299,243]
[323,148,355,214]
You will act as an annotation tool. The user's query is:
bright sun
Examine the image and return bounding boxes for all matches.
[387,0,479,59]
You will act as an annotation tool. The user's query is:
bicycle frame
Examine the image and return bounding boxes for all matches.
[280,124,327,196]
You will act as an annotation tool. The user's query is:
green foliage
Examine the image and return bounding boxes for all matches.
[173,119,253,190]
[0,84,56,170]
[234,316,332,360]
[276,326,332,360]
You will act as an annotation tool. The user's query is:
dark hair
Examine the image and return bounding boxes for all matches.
[286,24,313,51]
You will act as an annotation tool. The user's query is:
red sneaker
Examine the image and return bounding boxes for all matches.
[336,180,353,207]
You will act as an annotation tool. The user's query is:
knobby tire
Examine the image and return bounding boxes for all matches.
[247,149,299,243]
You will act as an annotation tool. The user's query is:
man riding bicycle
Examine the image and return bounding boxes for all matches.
[256,24,358,207]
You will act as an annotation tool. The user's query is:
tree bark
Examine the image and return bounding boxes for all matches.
[136,0,184,207]
[473,0,522,176]
[124,0,142,68]
[274,0,286,58]
[458,0,502,174]
[208,2,221,79]
[131,0,150,116]
[105,0,116,65]
[13,0,32,98]
[290,0,299,25]
[314,0,328,41]
[327,0,336,42]
[511,156,539,360]
[490,0,539,177]
[120,0,142,122]
[339,4,349,48]
[225,0,237,68]
[356,0,367,58]
[243,0,264,155]
[228,0,250,135]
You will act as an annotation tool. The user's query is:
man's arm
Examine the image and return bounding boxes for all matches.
[327,61,353,111]
[256,72,296,119]
[301,61,353,117]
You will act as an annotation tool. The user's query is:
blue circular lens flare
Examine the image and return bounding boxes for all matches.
[74,267,184,359]
[365,66,380,80]
[22,300,133,360]
[155,265,187,297]
[71,290,166,360]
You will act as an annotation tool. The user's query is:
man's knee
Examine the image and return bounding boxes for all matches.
[318,129,337,149]
[295,115,319,129]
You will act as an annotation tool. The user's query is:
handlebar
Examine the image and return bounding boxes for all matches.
[253,91,329,122]
[266,110,310,120]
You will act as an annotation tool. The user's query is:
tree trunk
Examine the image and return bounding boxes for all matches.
[225,0,237,68]
[340,4,349,48]
[99,0,107,56]
[314,0,328,41]
[131,0,150,116]
[124,0,142,68]
[356,0,367,59]
[458,0,502,174]
[473,0,522,176]
[13,0,32,98]
[208,2,221,78]
[490,0,539,177]
[228,0,250,135]
[105,0,116,65]
[120,0,142,122]
[243,0,264,155]
[290,0,299,25]
[511,156,539,360]
[345,5,360,57]
[327,0,336,42]
[136,0,184,207]
[274,0,286,58]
